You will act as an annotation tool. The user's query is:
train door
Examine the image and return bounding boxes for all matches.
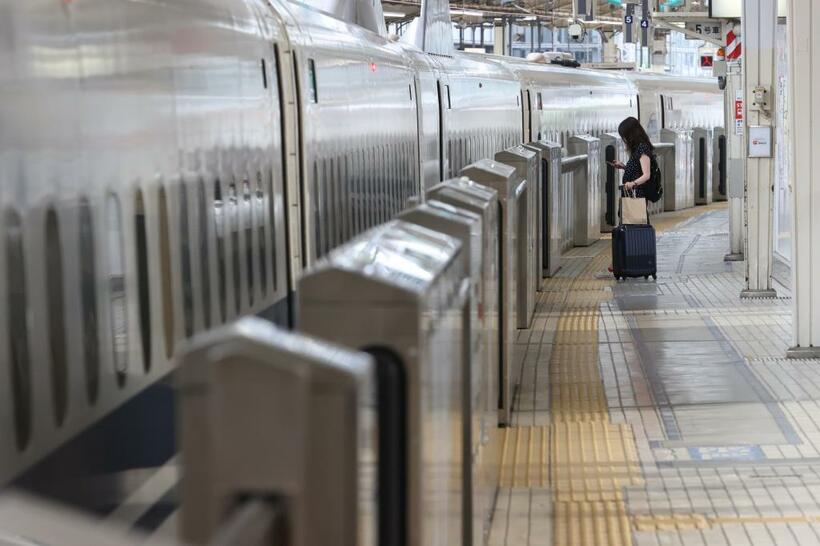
[271,33,303,315]
[521,89,532,142]
[411,60,441,193]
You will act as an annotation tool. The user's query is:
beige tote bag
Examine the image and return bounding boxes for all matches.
[621,190,648,225]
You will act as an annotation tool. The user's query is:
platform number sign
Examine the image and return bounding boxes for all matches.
[640,19,649,29]
[624,15,633,24]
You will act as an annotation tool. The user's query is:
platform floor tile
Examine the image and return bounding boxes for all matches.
[488,203,820,546]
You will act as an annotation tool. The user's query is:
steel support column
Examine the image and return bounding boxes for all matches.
[493,21,505,55]
[740,0,777,298]
[786,0,820,357]
[724,61,745,262]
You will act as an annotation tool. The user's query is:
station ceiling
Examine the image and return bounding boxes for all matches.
[382,0,628,24]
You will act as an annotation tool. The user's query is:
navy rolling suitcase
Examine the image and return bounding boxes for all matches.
[612,223,656,280]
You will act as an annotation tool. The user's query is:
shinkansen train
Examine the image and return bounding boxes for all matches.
[0,0,722,539]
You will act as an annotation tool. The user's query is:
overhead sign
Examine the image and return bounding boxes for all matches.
[709,0,787,18]
[685,22,722,39]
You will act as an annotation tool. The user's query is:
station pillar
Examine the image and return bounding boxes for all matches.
[724,61,745,262]
[493,21,507,56]
[785,0,820,358]
[740,0,778,298]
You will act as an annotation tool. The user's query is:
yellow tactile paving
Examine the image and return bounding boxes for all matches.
[551,421,643,503]
[633,513,711,532]
[543,238,639,545]
[554,500,632,546]
[499,426,550,488]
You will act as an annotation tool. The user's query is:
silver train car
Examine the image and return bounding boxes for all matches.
[0,0,722,539]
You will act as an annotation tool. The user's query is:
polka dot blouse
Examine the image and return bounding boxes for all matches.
[623,142,653,197]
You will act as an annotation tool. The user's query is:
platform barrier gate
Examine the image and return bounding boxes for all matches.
[713,127,727,201]
[568,135,601,245]
[694,127,714,205]
[525,140,562,278]
[494,146,537,328]
[427,179,501,432]
[178,318,374,546]
[398,200,497,546]
[299,220,472,546]
[459,160,525,427]
[652,141,675,218]
[600,132,628,232]
[661,128,695,211]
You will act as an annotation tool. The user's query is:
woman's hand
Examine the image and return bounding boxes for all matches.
[608,160,626,170]
[625,181,634,191]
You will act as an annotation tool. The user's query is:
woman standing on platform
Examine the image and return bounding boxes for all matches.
[607,116,657,274]
[608,116,655,198]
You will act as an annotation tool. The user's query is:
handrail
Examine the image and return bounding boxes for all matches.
[561,154,587,173]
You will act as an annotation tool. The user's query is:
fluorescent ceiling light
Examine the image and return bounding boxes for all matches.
[383,11,404,17]
[710,0,786,17]
[521,15,536,21]
[451,8,484,17]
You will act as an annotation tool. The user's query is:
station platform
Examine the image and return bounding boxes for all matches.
[490,202,820,546]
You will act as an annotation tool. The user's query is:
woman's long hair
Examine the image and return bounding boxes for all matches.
[618,116,654,154]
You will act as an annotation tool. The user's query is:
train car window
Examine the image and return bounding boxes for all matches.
[78,199,100,404]
[242,178,254,307]
[197,180,212,328]
[256,171,268,297]
[228,181,241,314]
[134,191,152,373]
[45,208,68,426]
[307,58,318,103]
[213,180,227,322]
[179,183,193,338]
[5,209,32,450]
[108,194,129,384]
[158,187,175,358]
